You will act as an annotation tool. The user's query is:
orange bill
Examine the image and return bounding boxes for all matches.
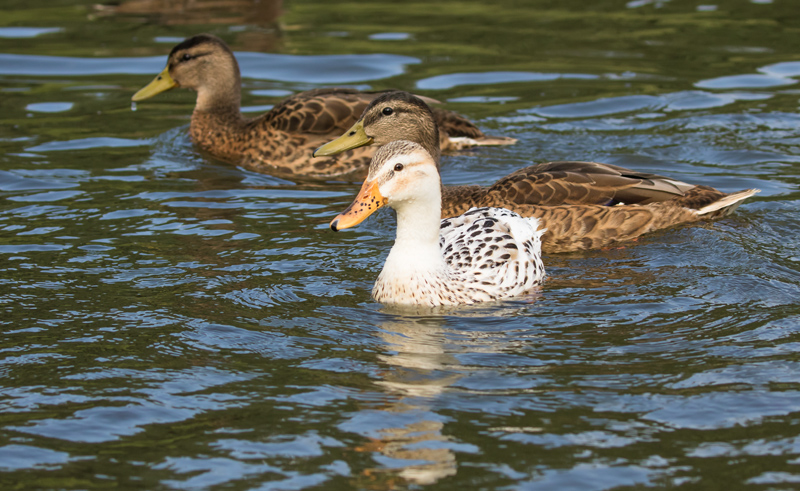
[330,179,386,231]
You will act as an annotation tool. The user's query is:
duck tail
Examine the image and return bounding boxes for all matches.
[697,188,760,217]
[475,135,518,146]
[447,135,518,150]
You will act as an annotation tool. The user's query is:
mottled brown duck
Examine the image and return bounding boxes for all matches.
[314,91,760,252]
[132,34,515,179]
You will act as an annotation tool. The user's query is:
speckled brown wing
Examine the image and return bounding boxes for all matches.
[431,108,486,139]
[669,184,729,211]
[235,89,385,178]
[438,161,698,218]
[484,161,696,207]
[441,185,492,217]
[262,88,379,135]
[441,181,754,253]
[490,185,734,253]
[529,203,698,252]
[429,107,517,150]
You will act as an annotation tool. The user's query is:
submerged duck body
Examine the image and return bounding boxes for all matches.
[132,34,515,179]
[331,140,545,307]
[316,91,760,251]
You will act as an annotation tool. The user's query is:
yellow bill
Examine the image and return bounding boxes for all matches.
[330,179,386,231]
[314,120,373,157]
[132,67,178,102]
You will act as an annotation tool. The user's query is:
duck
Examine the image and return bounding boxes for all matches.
[132,34,515,179]
[315,91,760,252]
[330,140,545,307]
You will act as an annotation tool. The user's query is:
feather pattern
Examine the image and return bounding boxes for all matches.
[133,35,515,179]
[317,91,759,252]
[331,141,544,307]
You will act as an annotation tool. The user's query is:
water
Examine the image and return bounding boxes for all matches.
[1,0,799,488]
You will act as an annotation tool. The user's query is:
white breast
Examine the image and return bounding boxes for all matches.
[373,207,545,306]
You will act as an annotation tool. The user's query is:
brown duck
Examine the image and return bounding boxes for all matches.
[314,91,759,253]
[132,34,515,179]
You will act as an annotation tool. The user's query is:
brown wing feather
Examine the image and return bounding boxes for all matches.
[431,108,486,139]
[429,107,517,150]
[670,185,727,210]
[190,88,509,179]
[485,161,696,207]
[262,88,379,136]
[441,177,751,253]
[461,201,700,253]
[196,88,382,179]
[531,203,700,252]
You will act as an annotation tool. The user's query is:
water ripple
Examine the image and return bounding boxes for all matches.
[0,445,72,471]
[0,52,418,84]
[417,71,597,90]
[1,1,799,487]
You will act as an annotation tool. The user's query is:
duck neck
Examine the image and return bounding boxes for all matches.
[189,61,247,156]
[383,185,447,276]
[194,55,243,115]
[413,116,442,168]
[395,198,442,247]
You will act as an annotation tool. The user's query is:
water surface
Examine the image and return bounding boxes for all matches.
[1,0,799,488]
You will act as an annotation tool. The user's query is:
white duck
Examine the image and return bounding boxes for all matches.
[330,140,546,307]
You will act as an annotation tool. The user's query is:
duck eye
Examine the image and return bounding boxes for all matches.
[182,53,192,61]
[394,163,404,172]
[382,107,394,116]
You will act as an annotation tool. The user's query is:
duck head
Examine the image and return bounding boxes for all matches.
[330,140,441,231]
[314,91,441,163]
[132,34,241,110]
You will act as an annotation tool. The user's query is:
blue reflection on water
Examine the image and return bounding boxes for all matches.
[417,71,597,90]
[0,27,62,38]
[0,52,419,83]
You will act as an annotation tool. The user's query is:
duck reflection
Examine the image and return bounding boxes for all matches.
[94,0,283,51]
[347,300,545,487]
[353,316,461,486]
[95,0,282,26]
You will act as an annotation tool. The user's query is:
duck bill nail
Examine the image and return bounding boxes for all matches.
[314,121,373,157]
[132,67,177,101]
[330,180,385,231]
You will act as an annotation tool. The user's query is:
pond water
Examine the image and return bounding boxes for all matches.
[1,0,799,488]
